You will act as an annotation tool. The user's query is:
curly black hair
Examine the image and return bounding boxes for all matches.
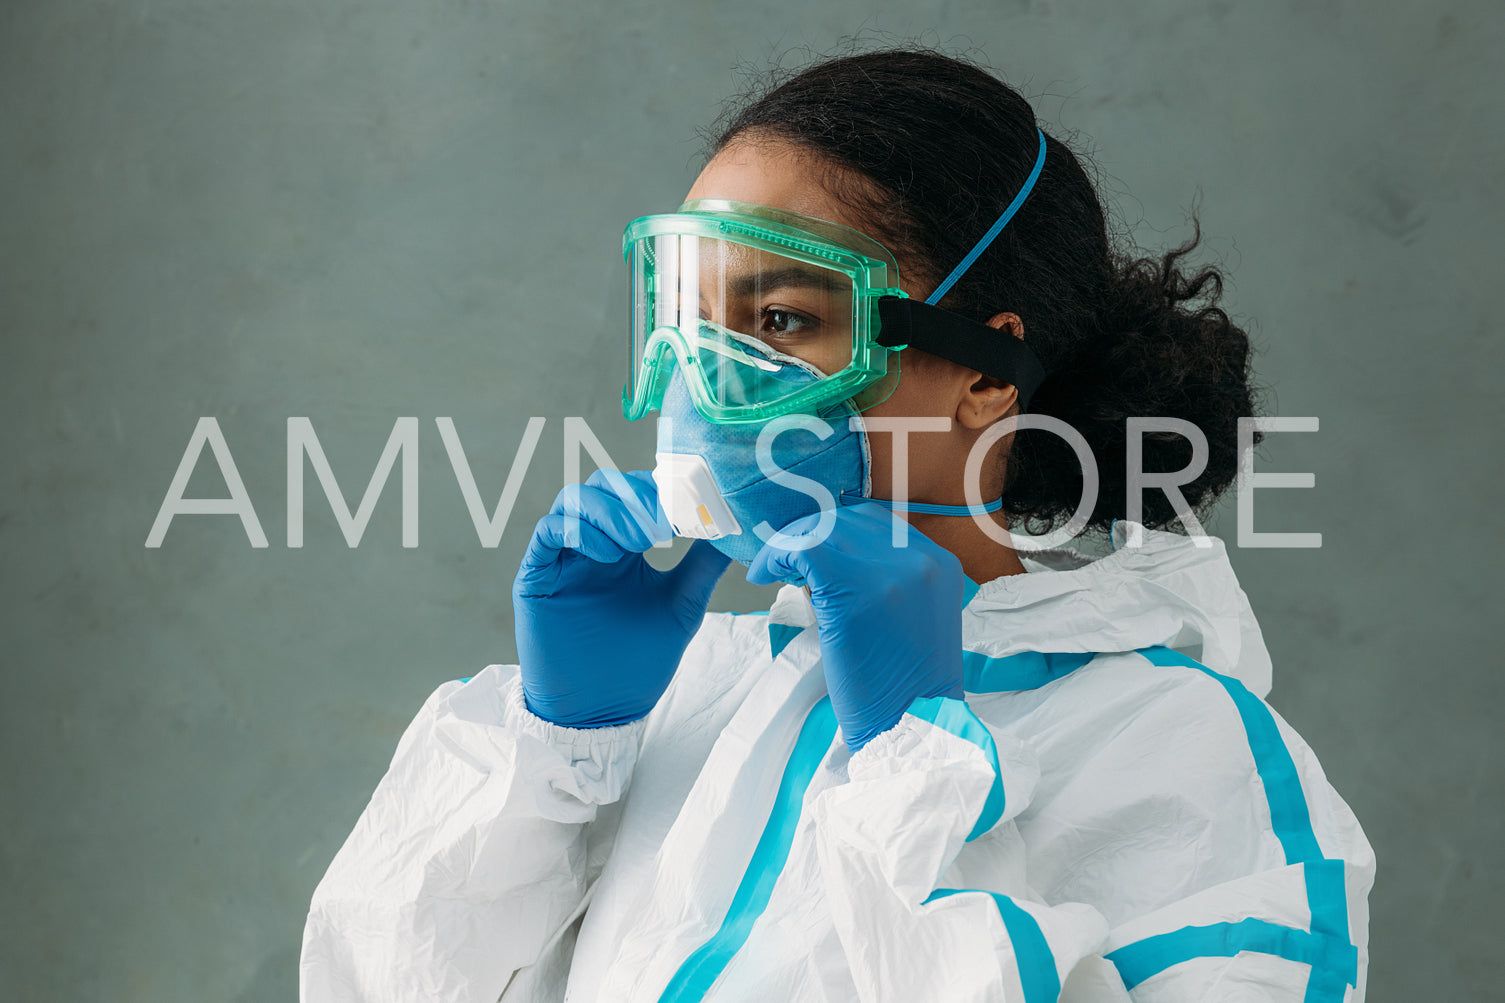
[705,46,1266,539]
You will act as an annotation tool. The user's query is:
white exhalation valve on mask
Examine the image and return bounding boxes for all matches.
[652,453,743,541]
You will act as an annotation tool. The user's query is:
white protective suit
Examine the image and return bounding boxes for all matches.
[301,521,1374,1002]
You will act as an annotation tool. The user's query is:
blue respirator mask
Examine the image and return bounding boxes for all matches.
[621,128,1050,581]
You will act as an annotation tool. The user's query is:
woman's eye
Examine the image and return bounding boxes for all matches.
[761,308,813,335]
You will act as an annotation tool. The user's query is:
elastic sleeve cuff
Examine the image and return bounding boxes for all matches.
[849,696,1007,842]
[443,669,649,806]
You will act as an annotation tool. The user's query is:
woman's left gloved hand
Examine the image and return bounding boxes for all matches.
[747,501,966,753]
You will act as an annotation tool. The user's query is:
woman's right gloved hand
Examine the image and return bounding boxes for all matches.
[513,468,732,728]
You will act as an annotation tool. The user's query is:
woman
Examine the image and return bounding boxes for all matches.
[302,49,1374,1002]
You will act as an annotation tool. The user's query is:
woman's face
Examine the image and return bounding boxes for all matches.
[683,134,1007,505]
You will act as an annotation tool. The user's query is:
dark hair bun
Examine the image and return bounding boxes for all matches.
[1003,218,1266,538]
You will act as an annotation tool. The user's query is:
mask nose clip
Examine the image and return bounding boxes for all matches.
[652,453,743,540]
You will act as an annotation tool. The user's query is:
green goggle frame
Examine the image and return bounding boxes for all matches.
[621,199,909,424]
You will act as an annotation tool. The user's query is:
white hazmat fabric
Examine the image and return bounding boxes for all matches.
[301,521,1373,1002]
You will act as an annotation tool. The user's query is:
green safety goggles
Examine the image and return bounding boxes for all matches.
[622,199,907,424]
[620,128,1051,425]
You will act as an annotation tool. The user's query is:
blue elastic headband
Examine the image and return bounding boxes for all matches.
[925,126,1048,306]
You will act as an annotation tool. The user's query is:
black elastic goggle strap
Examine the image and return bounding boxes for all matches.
[876,296,1048,412]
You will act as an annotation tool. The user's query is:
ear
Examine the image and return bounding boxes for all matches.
[955,312,1026,431]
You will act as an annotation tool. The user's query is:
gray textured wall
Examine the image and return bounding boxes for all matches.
[3,2,1500,999]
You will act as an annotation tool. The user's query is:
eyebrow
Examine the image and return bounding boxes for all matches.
[723,267,840,298]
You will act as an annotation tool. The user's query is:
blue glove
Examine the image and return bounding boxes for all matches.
[747,502,966,753]
[513,468,732,728]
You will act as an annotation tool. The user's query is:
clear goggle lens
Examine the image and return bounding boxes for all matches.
[623,204,903,423]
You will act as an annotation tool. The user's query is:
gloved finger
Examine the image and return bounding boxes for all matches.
[838,498,904,527]
[745,510,831,587]
[523,511,632,569]
[616,468,673,540]
[667,538,733,608]
[842,501,967,598]
[548,482,664,554]
[749,501,923,587]
[830,496,945,557]
[839,498,923,541]
[584,468,672,543]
